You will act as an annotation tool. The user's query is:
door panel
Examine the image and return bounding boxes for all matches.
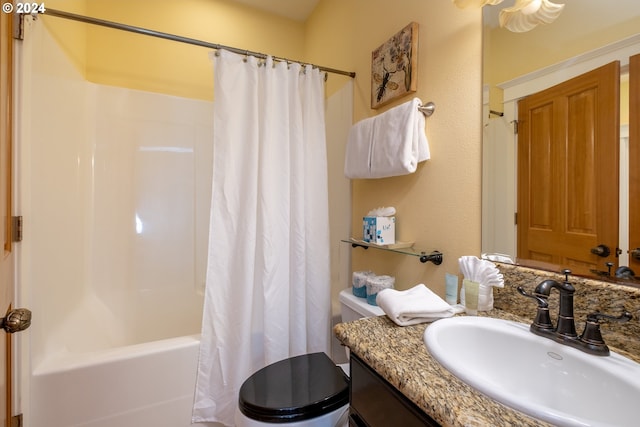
[630,54,640,272]
[518,61,620,277]
[528,102,554,232]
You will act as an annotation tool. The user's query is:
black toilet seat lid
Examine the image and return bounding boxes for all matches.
[238,352,349,423]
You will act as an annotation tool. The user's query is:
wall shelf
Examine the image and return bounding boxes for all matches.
[342,239,443,265]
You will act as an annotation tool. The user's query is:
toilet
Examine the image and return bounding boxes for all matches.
[338,288,385,323]
[234,289,384,427]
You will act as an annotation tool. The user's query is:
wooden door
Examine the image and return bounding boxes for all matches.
[0,11,15,427]
[517,61,620,277]
[630,54,640,273]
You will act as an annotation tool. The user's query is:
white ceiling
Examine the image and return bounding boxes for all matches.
[228,0,319,22]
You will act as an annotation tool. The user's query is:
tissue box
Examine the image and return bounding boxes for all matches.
[363,216,395,245]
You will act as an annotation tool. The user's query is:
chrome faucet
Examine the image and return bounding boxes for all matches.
[518,269,632,356]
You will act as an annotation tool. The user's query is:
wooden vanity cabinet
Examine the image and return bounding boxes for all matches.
[349,354,441,427]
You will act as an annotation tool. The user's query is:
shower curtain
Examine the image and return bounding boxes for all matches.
[192,49,331,426]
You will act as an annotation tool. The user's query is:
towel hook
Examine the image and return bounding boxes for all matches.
[418,102,435,117]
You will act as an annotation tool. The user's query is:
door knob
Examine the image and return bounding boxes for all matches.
[590,244,611,257]
[0,308,31,333]
[630,248,640,261]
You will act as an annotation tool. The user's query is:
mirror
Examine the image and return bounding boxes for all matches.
[481,0,640,284]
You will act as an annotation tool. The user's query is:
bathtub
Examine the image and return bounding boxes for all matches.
[30,335,202,427]
[19,21,215,427]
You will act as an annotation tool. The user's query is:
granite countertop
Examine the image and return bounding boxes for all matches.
[334,310,553,427]
[334,264,640,426]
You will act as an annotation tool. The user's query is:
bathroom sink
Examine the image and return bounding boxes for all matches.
[424,316,640,427]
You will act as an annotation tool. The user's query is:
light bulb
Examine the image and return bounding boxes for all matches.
[521,0,542,15]
[499,0,564,32]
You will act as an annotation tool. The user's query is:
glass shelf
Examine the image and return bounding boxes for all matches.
[341,239,443,264]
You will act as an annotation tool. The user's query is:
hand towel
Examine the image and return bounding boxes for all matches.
[376,284,454,326]
[344,117,374,179]
[370,98,430,177]
[344,98,430,179]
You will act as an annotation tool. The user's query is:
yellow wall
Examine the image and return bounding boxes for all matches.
[307,0,482,294]
[40,0,87,73]
[483,6,640,118]
[44,0,306,100]
[485,18,640,89]
[41,0,483,297]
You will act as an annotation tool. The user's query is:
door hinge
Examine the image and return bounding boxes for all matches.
[11,216,23,242]
[11,414,23,427]
[514,212,518,225]
[512,120,519,135]
[13,13,25,40]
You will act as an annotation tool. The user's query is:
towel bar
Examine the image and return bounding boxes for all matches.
[420,251,443,265]
[418,102,435,117]
[342,239,443,265]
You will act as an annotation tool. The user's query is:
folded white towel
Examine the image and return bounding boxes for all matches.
[344,98,430,179]
[376,284,455,326]
[481,253,515,264]
[344,117,374,179]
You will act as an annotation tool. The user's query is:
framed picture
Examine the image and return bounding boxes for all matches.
[371,22,419,109]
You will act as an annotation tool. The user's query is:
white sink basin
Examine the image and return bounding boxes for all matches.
[424,316,640,427]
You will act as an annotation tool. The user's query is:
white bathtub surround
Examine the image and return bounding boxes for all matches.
[18,21,210,427]
[192,49,331,426]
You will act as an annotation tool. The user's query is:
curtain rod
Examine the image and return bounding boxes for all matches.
[42,8,356,79]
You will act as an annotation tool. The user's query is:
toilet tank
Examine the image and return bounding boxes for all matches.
[339,289,384,322]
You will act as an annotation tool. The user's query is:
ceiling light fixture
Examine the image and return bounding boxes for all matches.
[453,0,565,33]
[452,0,504,7]
[499,0,564,32]
[519,0,542,15]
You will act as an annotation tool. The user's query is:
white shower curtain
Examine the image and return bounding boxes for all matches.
[192,49,331,426]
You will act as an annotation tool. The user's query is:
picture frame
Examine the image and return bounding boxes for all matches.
[371,22,419,109]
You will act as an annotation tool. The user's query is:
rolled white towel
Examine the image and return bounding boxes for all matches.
[376,284,455,326]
